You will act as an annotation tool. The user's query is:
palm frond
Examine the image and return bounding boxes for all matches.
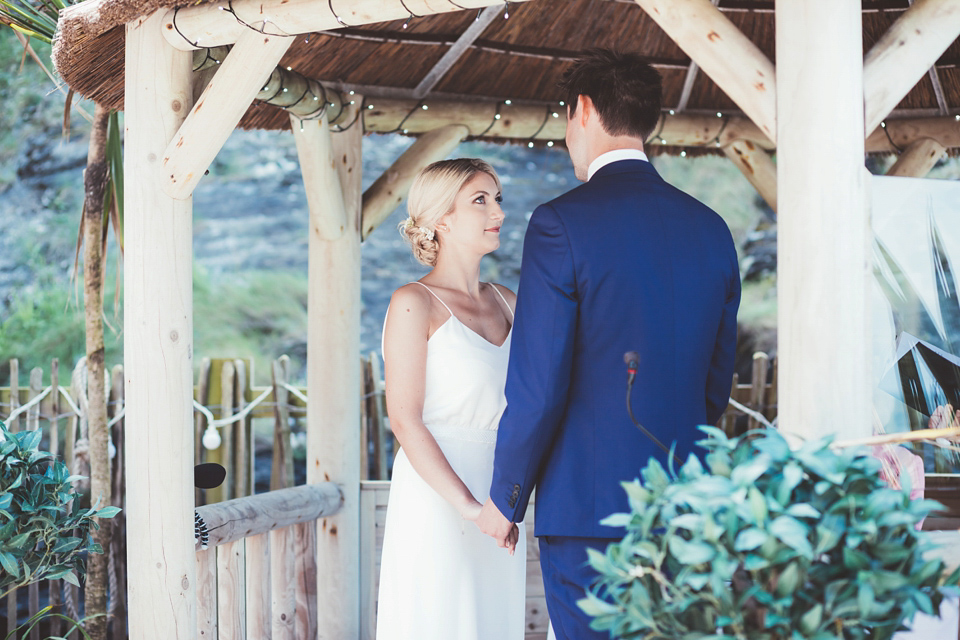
[930,201,959,355]
[873,236,947,349]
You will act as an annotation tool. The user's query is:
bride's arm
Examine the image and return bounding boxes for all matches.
[383,285,482,520]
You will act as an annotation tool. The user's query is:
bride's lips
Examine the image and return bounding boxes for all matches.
[485,227,501,233]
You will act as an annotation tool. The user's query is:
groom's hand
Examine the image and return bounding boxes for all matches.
[477,498,517,554]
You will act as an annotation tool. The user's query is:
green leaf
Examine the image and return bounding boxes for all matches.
[94,506,121,519]
[799,603,823,635]
[734,528,768,552]
[770,516,813,557]
[0,550,19,577]
[667,536,715,565]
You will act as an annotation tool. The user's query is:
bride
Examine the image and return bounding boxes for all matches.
[376,158,526,639]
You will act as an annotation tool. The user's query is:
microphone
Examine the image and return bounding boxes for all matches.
[622,350,680,465]
[623,351,639,384]
[194,462,226,490]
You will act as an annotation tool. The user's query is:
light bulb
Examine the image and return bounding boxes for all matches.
[202,427,222,450]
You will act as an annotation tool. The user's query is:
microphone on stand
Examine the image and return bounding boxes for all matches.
[623,351,680,465]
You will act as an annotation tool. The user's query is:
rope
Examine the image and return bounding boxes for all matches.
[726,397,775,430]
[2,385,52,422]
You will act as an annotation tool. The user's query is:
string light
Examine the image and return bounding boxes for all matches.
[716,112,722,118]
[399,0,420,29]
[547,141,554,147]
[680,151,687,157]
[669,109,675,115]
[328,0,348,26]
[503,1,510,19]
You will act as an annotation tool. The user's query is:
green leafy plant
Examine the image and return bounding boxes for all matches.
[3,605,99,640]
[0,420,119,599]
[580,427,960,639]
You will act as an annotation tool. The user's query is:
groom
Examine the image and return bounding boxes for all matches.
[477,49,741,639]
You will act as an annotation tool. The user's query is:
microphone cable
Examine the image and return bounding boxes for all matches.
[624,351,682,466]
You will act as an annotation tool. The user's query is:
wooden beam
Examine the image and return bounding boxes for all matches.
[161,30,292,200]
[292,112,349,241]
[414,7,501,98]
[721,138,777,212]
[674,0,719,112]
[865,115,960,153]
[361,124,469,239]
[161,0,532,51]
[633,0,777,143]
[776,0,870,440]
[863,0,960,136]
[886,137,947,177]
[124,10,197,640]
[193,484,344,548]
[308,98,364,639]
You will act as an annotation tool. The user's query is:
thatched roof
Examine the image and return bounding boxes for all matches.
[52,0,960,145]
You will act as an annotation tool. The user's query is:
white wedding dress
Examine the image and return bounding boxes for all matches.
[376,282,526,640]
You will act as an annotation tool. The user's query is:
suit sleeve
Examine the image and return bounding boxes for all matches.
[705,243,742,426]
[491,204,577,522]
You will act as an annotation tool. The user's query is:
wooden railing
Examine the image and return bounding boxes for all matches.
[193,483,343,639]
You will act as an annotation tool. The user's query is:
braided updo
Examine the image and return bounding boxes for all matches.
[400,158,502,267]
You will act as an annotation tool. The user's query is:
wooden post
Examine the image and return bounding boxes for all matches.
[633,0,777,143]
[233,359,250,498]
[195,357,211,507]
[271,356,293,491]
[369,352,388,481]
[747,353,769,431]
[305,100,363,638]
[776,0,870,440]
[885,137,947,178]
[109,363,128,637]
[124,10,197,639]
[360,124,469,239]
[722,138,777,212]
[48,358,61,638]
[220,361,236,501]
[27,368,41,640]
[6,359,18,635]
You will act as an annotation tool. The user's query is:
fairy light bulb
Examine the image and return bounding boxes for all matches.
[202,426,222,450]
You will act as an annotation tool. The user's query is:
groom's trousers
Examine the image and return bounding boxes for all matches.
[538,535,617,640]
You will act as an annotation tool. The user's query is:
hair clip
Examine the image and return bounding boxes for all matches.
[419,226,435,241]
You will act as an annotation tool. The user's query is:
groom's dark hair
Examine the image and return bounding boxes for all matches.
[558,49,662,141]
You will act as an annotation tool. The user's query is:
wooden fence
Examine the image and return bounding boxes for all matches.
[1,351,774,639]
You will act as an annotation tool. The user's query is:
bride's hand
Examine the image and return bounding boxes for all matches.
[460,500,483,522]
[505,524,520,556]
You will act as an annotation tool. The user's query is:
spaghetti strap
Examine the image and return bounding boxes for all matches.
[410,281,454,316]
[489,283,515,319]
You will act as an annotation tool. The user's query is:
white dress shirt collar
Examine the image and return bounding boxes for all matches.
[587,149,650,181]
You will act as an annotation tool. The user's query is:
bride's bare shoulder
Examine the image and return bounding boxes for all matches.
[489,283,517,309]
[390,282,433,310]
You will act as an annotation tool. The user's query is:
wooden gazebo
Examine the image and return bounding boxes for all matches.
[49,0,960,638]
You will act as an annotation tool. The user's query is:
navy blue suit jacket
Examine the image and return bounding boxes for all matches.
[490,159,741,538]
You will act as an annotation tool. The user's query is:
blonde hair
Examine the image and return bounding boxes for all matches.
[400,158,502,267]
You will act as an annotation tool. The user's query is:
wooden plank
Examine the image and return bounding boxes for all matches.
[26,368,41,640]
[360,356,371,481]
[194,484,343,548]
[359,487,378,640]
[195,357,211,506]
[293,521,317,640]
[748,353,769,431]
[414,6,501,98]
[369,353,388,481]
[309,99,364,639]
[886,137,947,177]
[271,356,293,491]
[633,0,777,143]
[217,539,246,640]
[722,138,777,212]
[776,0,870,440]
[160,0,533,51]
[47,359,61,638]
[210,361,234,503]
[270,527,295,640]
[6,360,18,635]
[123,10,197,639]
[245,532,271,639]
[361,124,468,239]
[863,0,960,136]
[160,29,293,199]
[233,359,249,498]
[196,548,218,640]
